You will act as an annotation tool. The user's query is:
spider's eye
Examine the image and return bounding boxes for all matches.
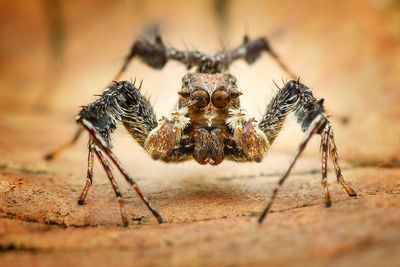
[192,89,210,108]
[225,73,236,85]
[212,88,230,108]
[230,89,241,99]
[180,88,190,98]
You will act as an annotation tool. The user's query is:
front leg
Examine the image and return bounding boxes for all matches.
[257,80,357,224]
[114,34,205,79]
[223,36,297,79]
[71,81,163,225]
[114,34,298,78]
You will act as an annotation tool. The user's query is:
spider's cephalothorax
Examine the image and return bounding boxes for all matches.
[144,72,268,166]
[46,35,357,227]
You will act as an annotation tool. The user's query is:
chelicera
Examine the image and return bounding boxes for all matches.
[46,34,357,227]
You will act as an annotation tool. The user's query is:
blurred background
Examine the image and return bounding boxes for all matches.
[1,0,399,167]
[0,1,400,265]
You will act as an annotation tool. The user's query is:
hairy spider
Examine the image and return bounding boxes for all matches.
[45,34,357,227]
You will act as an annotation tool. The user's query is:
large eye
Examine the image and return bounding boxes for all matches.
[226,74,236,85]
[192,89,210,108]
[180,88,190,98]
[212,88,230,108]
[230,89,241,99]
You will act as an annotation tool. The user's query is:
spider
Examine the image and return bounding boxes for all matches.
[45,34,357,227]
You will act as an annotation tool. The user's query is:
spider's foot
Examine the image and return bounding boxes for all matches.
[348,191,358,197]
[44,153,54,161]
[77,198,85,205]
[257,215,266,225]
[156,215,164,224]
[338,177,357,197]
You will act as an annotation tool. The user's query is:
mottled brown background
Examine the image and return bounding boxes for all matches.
[0,0,399,266]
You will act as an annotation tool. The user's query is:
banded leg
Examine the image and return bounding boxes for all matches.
[259,80,306,145]
[321,125,332,207]
[74,81,165,224]
[77,138,95,205]
[225,36,297,79]
[328,128,357,197]
[258,115,325,224]
[114,35,168,80]
[114,34,297,77]
[79,118,164,224]
[45,127,83,160]
[257,80,356,224]
[93,145,129,227]
[48,81,165,226]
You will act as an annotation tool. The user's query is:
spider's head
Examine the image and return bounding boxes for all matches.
[178,72,242,111]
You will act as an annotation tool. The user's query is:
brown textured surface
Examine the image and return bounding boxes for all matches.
[0,0,400,266]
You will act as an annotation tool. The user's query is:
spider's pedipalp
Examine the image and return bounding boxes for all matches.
[144,106,190,160]
[226,108,270,162]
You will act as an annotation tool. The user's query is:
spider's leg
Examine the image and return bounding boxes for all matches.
[258,114,325,224]
[114,34,205,80]
[72,81,164,224]
[114,35,167,80]
[258,82,297,146]
[223,36,297,79]
[328,127,357,197]
[77,138,95,205]
[257,80,356,224]
[92,144,129,227]
[321,125,332,207]
[115,34,296,76]
[44,127,83,160]
[79,117,164,224]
